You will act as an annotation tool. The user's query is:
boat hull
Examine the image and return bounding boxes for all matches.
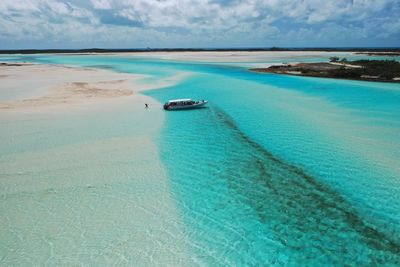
[164,101,208,110]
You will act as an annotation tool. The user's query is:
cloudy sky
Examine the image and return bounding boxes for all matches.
[0,0,399,49]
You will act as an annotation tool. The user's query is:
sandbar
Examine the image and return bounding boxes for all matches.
[0,63,192,265]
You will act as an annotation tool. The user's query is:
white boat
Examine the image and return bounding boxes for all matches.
[163,99,208,110]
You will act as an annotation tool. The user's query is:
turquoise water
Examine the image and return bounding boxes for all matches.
[1,54,400,265]
[147,73,400,265]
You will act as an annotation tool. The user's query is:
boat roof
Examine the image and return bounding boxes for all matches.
[168,99,193,103]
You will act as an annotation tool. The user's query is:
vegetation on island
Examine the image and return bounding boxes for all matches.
[251,59,400,82]
[332,60,400,80]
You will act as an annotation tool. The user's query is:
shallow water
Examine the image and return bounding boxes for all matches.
[1,54,400,266]
[146,71,400,265]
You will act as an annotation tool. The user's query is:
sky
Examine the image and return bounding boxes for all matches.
[0,0,399,49]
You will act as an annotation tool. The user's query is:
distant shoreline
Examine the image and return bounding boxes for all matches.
[251,60,400,83]
[1,47,400,54]
[355,52,400,56]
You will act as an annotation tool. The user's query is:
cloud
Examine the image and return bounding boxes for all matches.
[98,10,143,27]
[0,0,399,48]
[91,0,112,10]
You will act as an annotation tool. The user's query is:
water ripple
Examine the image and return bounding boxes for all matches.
[160,106,400,266]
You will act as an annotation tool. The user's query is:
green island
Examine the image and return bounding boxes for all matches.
[251,59,400,82]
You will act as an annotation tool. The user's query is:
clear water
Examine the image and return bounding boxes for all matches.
[147,73,400,266]
[1,54,400,266]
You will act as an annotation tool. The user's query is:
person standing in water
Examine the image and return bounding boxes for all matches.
[145,103,149,109]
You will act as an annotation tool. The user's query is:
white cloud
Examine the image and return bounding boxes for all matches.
[91,0,112,10]
[0,0,399,48]
[0,0,40,13]
[46,1,70,15]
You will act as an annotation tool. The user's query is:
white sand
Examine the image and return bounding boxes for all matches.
[0,63,192,110]
[121,51,355,63]
[58,51,355,63]
[0,63,144,108]
[0,63,193,265]
[329,62,363,68]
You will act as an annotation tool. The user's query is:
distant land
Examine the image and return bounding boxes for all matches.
[251,60,400,83]
[1,47,400,54]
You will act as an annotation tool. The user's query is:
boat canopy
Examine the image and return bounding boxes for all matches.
[168,99,193,103]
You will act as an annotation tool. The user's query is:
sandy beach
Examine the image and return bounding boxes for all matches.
[121,51,355,63]
[0,63,154,109]
[0,63,192,265]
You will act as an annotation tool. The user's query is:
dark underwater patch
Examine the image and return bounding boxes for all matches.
[160,104,400,265]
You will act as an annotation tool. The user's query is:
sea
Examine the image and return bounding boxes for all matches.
[1,52,400,266]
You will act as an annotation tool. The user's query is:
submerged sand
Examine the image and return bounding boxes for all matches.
[0,63,193,265]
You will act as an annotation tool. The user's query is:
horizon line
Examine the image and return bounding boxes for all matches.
[1,47,400,54]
